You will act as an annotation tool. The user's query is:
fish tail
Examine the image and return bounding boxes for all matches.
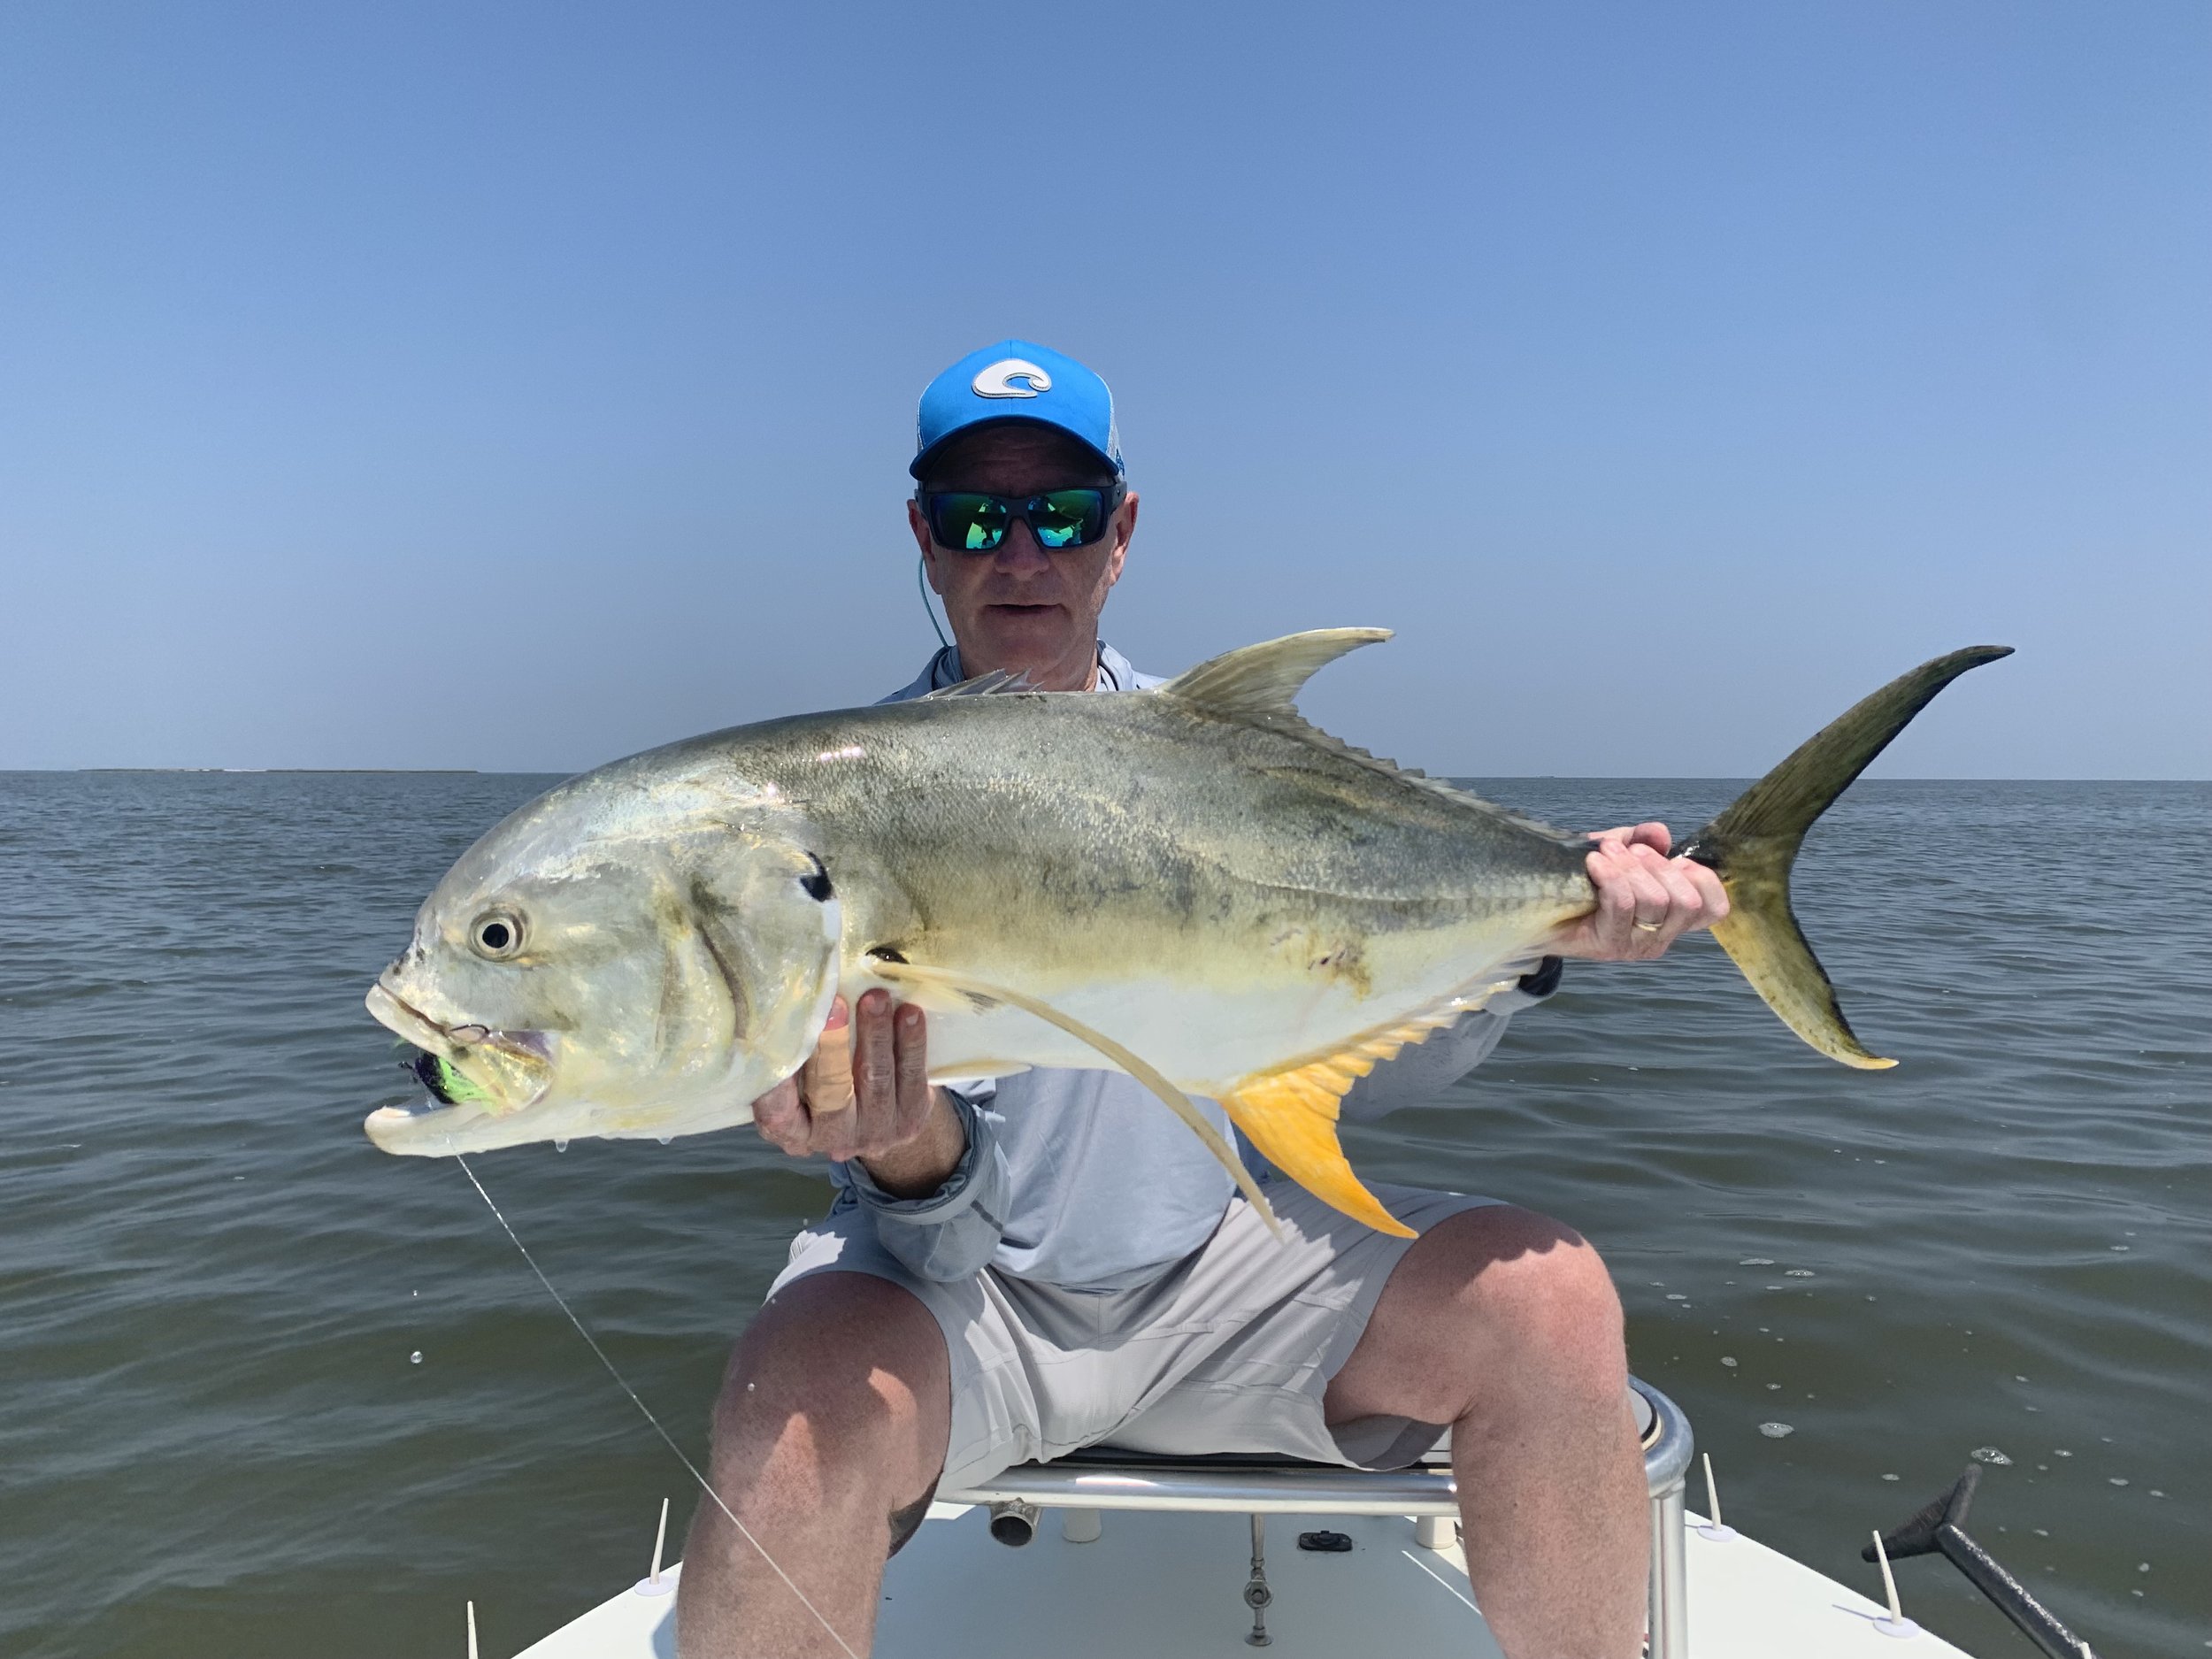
[1677,646,2012,1068]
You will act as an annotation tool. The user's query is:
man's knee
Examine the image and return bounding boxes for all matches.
[1403,1205,1626,1384]
[712,1271,951,1487]
[1457,1207,1623,1355]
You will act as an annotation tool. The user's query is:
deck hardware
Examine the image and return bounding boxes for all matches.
[1243,1514,1273,1646]
[1865,1464,2095,1659]
[1296,1530,1354,1553]
[1414,1514,1455,1550]
[1869,1531,1923,1639]
[634,1497,674,1596]
[987,1499,1041,1547]
[1061,1507,1102,1543]
[1694,1454,1737,1541]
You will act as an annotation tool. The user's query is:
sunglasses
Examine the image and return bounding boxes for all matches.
[919,486,1125,553]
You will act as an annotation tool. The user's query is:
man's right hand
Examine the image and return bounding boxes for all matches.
[752,987,967,1198]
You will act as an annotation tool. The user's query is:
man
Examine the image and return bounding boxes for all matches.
[677,342,1726,1659]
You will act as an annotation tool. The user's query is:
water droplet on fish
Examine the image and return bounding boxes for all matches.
[1970,1447,2011,1465]
[657,1135,672,1146]
[555,1140,568,1153]
[409,1351,423,1365]
[1720,1357,1738,1367]
[2109,1477,2130,1486]
[1882,1473,1900,1481]
[1784,1269,1815,1278]
[1758,1423,1793,1439]
[1739,1258,1774,1266]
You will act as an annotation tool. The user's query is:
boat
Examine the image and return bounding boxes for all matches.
[506,1378,2002,1658]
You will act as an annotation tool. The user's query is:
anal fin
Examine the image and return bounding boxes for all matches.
[1218,1005,1491,1240]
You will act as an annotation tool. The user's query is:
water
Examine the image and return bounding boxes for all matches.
[1,772,2205,1659]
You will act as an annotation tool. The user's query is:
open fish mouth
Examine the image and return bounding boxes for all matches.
[365,983,554,1119]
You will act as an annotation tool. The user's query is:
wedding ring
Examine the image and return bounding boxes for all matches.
[1632,919,1663,933]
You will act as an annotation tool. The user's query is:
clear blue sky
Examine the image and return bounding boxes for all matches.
[3,2,2205,777]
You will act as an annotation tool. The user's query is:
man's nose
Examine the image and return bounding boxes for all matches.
[990,520,1055,572]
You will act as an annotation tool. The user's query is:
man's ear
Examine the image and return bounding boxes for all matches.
[1106,489,1138,583]
[908,499,943,592]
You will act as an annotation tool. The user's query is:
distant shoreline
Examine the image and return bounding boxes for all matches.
[0,770,2200,784]
[67,767,482,775]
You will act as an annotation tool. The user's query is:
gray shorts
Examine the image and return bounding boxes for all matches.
[769,1180,1500,1494]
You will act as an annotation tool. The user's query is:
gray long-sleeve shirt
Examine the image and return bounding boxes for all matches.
[825,641,1556,1293]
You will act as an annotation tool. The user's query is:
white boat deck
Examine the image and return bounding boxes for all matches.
[516,1502,1975,1658]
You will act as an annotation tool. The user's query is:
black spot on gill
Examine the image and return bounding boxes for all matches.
[800,854,833,902]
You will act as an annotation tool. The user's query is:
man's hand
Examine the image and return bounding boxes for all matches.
[1548,821,1730,963]
[752,988,967,1197]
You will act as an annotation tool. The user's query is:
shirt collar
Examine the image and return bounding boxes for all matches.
[925,641,1134,693]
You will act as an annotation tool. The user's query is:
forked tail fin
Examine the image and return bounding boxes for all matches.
[1677,646,2013,1069]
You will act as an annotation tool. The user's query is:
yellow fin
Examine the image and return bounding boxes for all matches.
[1217,1012,1474,1240]
[867,959,1280,1237]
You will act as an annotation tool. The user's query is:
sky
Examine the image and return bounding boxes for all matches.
[2,1,2206,778]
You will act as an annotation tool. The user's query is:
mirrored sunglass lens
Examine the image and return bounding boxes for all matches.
[933,495,1007,550]
[1032,490,1104,549]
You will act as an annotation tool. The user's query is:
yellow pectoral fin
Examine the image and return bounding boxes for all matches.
[867,958,1280,1237]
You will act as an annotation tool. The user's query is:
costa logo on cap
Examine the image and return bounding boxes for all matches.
[913,340,1121,480]
[971,358,1053,399]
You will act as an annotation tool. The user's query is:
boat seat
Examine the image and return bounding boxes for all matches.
[1048,1381,1660,1471]
[939,1374,1694,1658]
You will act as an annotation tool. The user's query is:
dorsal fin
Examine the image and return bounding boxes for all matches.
[919,667,1041,699]
[1159,629,1392,720]
[1157,628,1585,846]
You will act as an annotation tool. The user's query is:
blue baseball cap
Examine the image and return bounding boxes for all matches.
[910,339,1123,481]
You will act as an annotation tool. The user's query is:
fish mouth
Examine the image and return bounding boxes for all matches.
[365,981,554,1154]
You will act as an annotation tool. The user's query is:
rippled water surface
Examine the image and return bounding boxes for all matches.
[1,772,2205,1659]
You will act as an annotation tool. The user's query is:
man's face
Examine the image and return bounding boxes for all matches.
[907,425,1138,692]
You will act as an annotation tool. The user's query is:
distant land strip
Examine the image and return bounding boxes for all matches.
[74,767,481,774]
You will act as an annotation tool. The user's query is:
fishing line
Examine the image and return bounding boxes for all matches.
[916,555,950,650]
[452,1154,861,1659]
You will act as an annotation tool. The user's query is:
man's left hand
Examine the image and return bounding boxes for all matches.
[1548,822,1730,963]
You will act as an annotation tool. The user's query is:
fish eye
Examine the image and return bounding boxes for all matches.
[470,912,525,960]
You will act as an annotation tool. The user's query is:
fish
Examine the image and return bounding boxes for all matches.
[364,630,2010,1237]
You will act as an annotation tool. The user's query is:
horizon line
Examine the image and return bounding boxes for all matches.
[7,768,2207,785]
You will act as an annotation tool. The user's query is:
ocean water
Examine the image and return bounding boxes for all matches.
[0,772,2204,1659]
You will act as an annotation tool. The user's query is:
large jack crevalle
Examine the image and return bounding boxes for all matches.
[365,631,2009,1236]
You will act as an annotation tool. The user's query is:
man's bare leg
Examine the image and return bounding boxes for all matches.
[676,1271,950,1659]
[1326,1205,1646,1659]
